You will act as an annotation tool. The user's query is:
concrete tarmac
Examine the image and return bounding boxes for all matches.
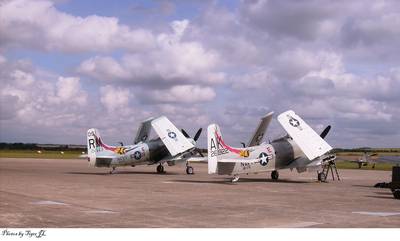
[0,158,399,228]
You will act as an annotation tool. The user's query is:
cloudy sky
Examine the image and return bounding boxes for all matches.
[0,0,399,148]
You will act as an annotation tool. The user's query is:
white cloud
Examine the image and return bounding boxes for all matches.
[78,56,130,81]
[231,69,277,89]
[11,69,35,87]
[150,85,216,103]
[77,19,225,85]
[0,0,155,52]
[54,77,87,105]
[0,58,88,126]
[100,85,132,113]
[1,1,400,147]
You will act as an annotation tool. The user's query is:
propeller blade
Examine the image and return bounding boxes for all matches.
[181,129,190,138]
[193,128,202,141]
[320,125,331,139]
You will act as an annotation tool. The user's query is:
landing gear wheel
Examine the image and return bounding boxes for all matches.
[231,175,240,183]
[271,170,279,180]
[358,163,362,169]
[393,190,400,199]
[156,164,164,174]
[186,166,194,175]
[109,166,116,174]
[318,172,327,182]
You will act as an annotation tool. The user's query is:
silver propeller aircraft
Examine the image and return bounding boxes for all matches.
[336,151,400,169]
[207,110,334,182]
[87,116,204,174]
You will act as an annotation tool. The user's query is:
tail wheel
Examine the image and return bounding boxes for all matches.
[156,164,164,174]
[271,170,279,180]
[186,166,194,175]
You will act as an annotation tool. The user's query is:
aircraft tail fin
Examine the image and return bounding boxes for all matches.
[207,124,220,174]
[207,124,246,174]
[87,128,101,166]
[277,110,332,160]
[87,128,117,166]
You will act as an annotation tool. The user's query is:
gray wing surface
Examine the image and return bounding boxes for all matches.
[134,117,155,144]
[247,112,274,147]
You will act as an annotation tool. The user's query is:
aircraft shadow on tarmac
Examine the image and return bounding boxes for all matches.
[171,178,310,185]
[365,195,395,200]
[352,184,377,188]
[65,171,179,176]
[235,178,310,184]
[374,191,393,196]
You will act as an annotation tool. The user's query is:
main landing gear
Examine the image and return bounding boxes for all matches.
[271,170,279,180]
[156,164,165,174]
[186,165,194,175]
[109,166,116,174]
[317,171,327,182]
[319,160,340,182]
[231,175,240,183]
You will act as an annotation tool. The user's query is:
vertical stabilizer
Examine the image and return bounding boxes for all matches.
[87,128,101,166]
[207,124,220,174]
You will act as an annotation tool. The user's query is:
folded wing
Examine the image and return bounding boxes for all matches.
[134,117,154,144]
[278,110,332,160]
[247,111,274,147]
[151,116,195,156]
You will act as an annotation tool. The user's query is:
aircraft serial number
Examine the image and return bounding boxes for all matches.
[210,148,229,157]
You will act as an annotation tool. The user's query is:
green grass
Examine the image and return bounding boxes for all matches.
[0,150,84,159]
[335,160,393,171]
[335,151,399,171]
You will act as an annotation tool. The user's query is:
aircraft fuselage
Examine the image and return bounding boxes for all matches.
[216,138,307,175]
[90,138,170,168]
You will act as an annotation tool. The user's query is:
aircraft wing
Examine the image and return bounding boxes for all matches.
[185,156,208,163]
[165,156,208,166]
[306,159,323,167]
[247,112,274,147]
[278,110,332,160]
[134,117,155,144]
[151,116,195,156]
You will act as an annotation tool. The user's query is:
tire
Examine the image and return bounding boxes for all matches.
[393,190,400,199]
[156,165,164,173]
[186,166,194,175]
[318,172,327,182]
[271,170,279,180]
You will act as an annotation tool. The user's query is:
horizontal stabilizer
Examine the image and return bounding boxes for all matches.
[278,110,332,160]
[217,159,258,163]
[151,116,195,156]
